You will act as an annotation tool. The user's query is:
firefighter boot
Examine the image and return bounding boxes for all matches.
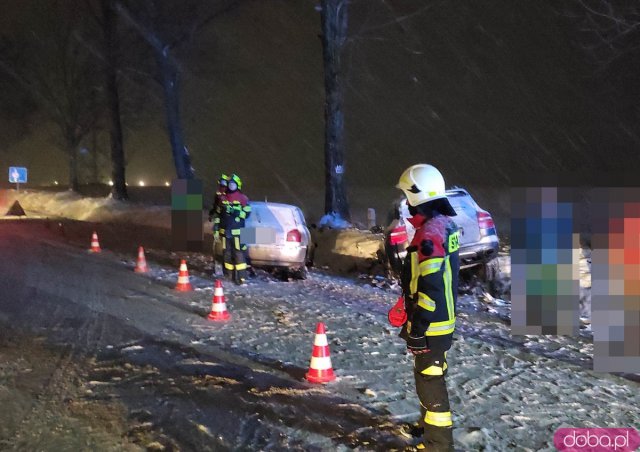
[400,422,424,440]
[414,351,454,452]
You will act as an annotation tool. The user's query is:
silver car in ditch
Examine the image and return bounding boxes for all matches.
[386,187,499,277]
[214,201,310,278]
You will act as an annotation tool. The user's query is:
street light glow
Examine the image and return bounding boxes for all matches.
[164,181,170,187]
[139,180,145,187]
[108,180,114,186]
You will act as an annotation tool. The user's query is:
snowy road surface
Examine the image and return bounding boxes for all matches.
[0,219,638,451]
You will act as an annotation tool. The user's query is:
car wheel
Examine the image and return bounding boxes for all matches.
[479,259,508,298]
[292,266,308,280]
[306,244,315,267]
[457,272,476,294]
[479,259,499,284]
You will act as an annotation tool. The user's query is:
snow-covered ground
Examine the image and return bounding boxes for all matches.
[1,189,636,451]
[115,253,636,451]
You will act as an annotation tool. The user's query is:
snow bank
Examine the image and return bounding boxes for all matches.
[318,212,352,229]
[310,227,385,274]
[1,189,193,231]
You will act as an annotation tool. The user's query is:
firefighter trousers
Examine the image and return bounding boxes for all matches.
[222,233,248,283]
[413,349,453,452]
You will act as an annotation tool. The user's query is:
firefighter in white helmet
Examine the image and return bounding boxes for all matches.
[394,164,460,451]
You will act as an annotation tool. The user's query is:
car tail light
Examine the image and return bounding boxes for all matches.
[477,211,496,236]
[478,212,494,228]
[286,229,302,243]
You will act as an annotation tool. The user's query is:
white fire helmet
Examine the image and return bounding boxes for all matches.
[396,164,446,207]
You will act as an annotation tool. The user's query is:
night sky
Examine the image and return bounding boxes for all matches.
[1,1,638,204]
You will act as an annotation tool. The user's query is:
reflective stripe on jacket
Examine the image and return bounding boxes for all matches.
[402,214,460,350]
[220,191,251,232]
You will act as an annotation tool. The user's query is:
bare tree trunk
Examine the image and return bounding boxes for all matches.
[113,1,199,181]
[158,53,193,179]
[321,0,350,221]
[103,0,128,200]
[69,142,79,192]
[91,128,99,184]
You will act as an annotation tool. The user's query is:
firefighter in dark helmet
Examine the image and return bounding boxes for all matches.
[220,174,251,284]
[395,164,460,452]
[209,174,230,235]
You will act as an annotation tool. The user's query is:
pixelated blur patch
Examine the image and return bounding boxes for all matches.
[592,189,640,372]
[171,179,203,252]
[240,227,276,245]
[172,194,202,210]
[511,187,580,336]
[510,175,640,372]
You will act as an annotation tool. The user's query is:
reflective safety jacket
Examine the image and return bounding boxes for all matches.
[220,190,251,235]
[210,191,227,233]
[401,213,460,351]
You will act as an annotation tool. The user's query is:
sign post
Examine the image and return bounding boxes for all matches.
[8,167,27,192]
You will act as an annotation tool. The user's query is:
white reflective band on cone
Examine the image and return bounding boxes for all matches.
[212,303,227,312]
[314,335,328,347]
[214,288,224,296]
[310,356,332,370]
[178,276,189,283]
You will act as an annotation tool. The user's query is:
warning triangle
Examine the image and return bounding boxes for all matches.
[5,200,26,216]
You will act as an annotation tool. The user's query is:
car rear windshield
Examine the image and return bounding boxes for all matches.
[250,204,299,228]
[447,192,475,207]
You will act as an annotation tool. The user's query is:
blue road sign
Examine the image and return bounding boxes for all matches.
[8,167,27,184]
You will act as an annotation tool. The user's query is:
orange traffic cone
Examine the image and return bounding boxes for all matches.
[305,322,336,384]
[207,280,230,321]
[89,231,101,253]
[175,259,193,291]
[134,246,148,273]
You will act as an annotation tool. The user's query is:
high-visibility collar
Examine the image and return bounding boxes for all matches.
[407,213,427,228]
